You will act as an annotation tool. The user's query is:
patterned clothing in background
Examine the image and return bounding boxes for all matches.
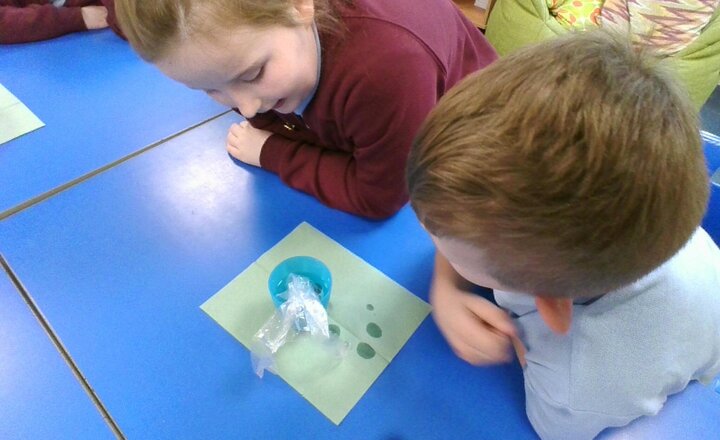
[547,0,718,55]
[601,0,719,55]
[547,0,604,30]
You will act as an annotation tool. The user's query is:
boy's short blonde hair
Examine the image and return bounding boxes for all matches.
[407,31,709,297]
[114,0,342,61]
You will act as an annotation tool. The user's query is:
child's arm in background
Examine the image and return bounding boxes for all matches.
[430,250,518,365]
[0,3,106,44]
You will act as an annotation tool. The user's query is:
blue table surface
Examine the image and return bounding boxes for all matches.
[1,112,718,438]
[703,139,720,240]
[0,30,225,217]
[0,269,112,439]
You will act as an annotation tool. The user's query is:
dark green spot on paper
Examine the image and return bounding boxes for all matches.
[366,322,382,338]
[356,342,376,359]
[366,304,374,311]
[329,324,341,336]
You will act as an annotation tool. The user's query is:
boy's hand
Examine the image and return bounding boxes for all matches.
[81,6,109,30]
[431,283,517,366]
[226,122,272,167]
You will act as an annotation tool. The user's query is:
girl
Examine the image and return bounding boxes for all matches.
[115,0,496,219]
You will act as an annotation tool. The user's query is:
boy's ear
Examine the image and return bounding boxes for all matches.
[535,296,573,334]
[292,0,315,24]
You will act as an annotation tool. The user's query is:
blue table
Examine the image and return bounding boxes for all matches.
[0,266,113,439]
[0,112,535,439]
[0,30,225,218]
[1,111,717,438]
[703,137,720,240]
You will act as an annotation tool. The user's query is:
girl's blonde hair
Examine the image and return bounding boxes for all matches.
[114,0,344,61]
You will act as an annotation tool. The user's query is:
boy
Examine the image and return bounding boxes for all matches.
[406,31,720,439]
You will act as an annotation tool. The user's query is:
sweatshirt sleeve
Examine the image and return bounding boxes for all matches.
[0,4,86,44]
[259,30,442,219]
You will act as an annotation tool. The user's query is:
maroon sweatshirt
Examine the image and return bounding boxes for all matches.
[247,0,497,219]
[0,0,121,44]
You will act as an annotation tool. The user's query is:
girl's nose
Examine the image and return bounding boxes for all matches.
[231,92,262,118]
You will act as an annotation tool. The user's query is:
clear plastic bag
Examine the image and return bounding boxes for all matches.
[251,274,345,378]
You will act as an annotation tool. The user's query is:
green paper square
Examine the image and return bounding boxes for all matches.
[201,222,430,424]
[0,84,44,145]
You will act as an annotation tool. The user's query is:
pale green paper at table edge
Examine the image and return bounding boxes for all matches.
[201,222,431,424]
[0,83,44,145]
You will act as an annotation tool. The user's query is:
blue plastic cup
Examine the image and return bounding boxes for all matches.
[267,256,332,309]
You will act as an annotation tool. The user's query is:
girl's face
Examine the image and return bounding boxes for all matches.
[156,17,318,118]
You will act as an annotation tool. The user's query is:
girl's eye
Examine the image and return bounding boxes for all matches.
[246,66,264,83]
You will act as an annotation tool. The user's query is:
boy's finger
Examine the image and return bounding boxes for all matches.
[462,295,517,337]
[453,331,511,365]
[453,315,512,361]
[451,337,494,365]
[511,335,527,367]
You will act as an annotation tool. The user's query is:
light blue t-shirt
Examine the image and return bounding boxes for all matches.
[495,228,720,440]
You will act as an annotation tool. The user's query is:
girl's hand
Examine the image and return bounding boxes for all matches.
[226,121,272,167]
[81,6,108,30]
